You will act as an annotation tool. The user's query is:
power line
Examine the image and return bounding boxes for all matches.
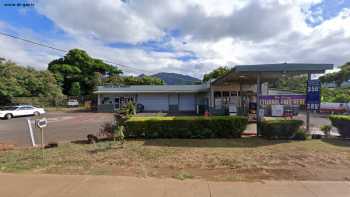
[0,31,150,74]
[0,31,67,53]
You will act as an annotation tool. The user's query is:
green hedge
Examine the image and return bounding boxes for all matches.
[125,116,248,139]
[329,115,350,138]
[261,119,304,139]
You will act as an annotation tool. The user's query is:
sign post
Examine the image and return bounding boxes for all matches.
[305,76,321,132]
[26,118,36,147]
[35,118,48,159]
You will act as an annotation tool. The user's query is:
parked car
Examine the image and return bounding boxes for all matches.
[0,105,45,120]
[67,99,79,107]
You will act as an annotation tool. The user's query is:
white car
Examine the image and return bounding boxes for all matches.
[67,99,79,107]
[0,105,46,120]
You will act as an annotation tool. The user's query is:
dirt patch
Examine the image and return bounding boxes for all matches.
[0,143,15,151]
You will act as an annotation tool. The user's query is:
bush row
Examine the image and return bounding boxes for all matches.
[125,116,248,138]
[329,115,350,138]
[260,119,304,139]
[11,96,67,107]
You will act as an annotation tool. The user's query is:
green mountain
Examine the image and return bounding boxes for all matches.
[140,72,201,85]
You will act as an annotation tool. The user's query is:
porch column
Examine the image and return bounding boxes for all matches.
[210,86,214,111]
[239,81,242,109]
[97,94,101,105]
[256,73,262,136]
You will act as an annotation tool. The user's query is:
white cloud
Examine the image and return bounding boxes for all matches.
[36,0,164,43]
[1,0,350,79]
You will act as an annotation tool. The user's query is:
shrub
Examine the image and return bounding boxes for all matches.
[260,119,304,139]
[329,115,350,138]
[293,129,307,140]
[320,125,332,137]
[117,101,136,116]
[125,116,248,139]
[125,101,136,115]
[11,96,66,107]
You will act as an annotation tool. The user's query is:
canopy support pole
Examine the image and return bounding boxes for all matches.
[256,73,262,136]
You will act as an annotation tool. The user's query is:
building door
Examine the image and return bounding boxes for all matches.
[169,94,179,113]
[114,97,120,109]
[179,94,195,111]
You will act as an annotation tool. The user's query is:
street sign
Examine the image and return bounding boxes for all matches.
[306,79,321,111]
[36,118,48,128]
[260,95,306,105]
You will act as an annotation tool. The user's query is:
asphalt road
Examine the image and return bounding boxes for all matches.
[295,112,331,128]
[0,112,113,147]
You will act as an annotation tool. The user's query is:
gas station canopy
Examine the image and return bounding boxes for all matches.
[213,63,334,85]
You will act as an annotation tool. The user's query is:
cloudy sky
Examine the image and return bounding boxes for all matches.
[0,0,349,78]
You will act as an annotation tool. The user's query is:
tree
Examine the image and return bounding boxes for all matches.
[69,82,81,96]
[269,75,307,93]
[48,49,122,95]
[103,75,164,85]
[122,76,164,85]
[203,66,231,81]
[0,59,63,105]
[319,62,350,87]
[321,88,350,103]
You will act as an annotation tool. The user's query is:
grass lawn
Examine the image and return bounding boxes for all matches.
[0,138,350,181]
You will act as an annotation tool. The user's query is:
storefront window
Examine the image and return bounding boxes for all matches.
[222,91,229,97]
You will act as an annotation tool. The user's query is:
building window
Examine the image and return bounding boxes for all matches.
[231,91,240,96]
[214,98,222,109]
[114,96,136,109]
[102,97,111,104]
[115,97,120,109]
[214,91,221,98]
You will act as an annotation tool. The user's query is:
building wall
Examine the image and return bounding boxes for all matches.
[97,92,201,113]
[137,93,169,112]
